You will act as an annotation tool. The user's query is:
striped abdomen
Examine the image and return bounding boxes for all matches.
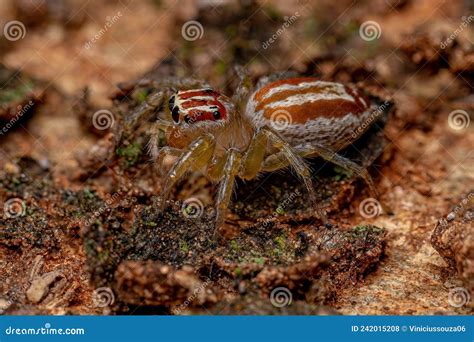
[245,77,379,150]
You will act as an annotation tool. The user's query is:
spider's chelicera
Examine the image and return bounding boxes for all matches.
[141,73,390,229]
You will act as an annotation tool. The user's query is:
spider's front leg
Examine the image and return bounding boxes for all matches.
[158,134,216,211]
[110,90,169,154]
[151,145,185,176]
[239,127,328,224]
[211,149,242,230]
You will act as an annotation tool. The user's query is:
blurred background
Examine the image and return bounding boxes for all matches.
[0,0,472,315]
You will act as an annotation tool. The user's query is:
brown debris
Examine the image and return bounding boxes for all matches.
[431,201,474,305]
[115,261,218,307]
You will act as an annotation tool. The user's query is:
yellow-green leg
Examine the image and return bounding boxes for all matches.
[263,142,380,200]
[240,127,328,224]
[158,134,215,211]
[213,148,242,229]
[152,146,184,176]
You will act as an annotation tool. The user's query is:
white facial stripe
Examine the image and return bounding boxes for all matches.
[185,105,218,112]
[264,92,355,109]
[178,89,210,95]
[262,81,350,100]
[181,96,215,102]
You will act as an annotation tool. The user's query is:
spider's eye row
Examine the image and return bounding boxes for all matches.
[171,106,180,123]
[168,95,175,112]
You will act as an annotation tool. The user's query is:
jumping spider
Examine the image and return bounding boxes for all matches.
[118,69,392,229]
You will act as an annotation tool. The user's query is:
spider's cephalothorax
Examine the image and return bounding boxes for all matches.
[169,88,232,125]
[145,75,391,231]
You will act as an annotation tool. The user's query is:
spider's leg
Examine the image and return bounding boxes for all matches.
[263,143,381,204]
[232,65,254,112]
[260,127,328,224]
[123,90,167,133]
[207,155,227,182]
[119,77,210,94]
[212,148,242,230]
[239,128,268,180]
[152,146,185,176]
[158,134,215,211]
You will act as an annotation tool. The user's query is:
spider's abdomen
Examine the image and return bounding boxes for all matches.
[246,77,379,150]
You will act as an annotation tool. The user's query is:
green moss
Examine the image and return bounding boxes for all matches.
[83,188,96,200]
[116,142,142,168]
[179,240,189,254]
[353,225,369,232]
[134,89,149,104]
[273,233,287,258]
[333,165,352,181]
[275,205,285,215]
[0,80,34,104]
[230,239,240,252]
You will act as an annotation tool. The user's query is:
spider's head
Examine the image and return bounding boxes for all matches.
[167,88,234,130]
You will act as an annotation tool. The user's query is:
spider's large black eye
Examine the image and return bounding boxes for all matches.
[213,111,221,120]
[168,95,175,112]
[184,115,191,124]
[171,106,180,123]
